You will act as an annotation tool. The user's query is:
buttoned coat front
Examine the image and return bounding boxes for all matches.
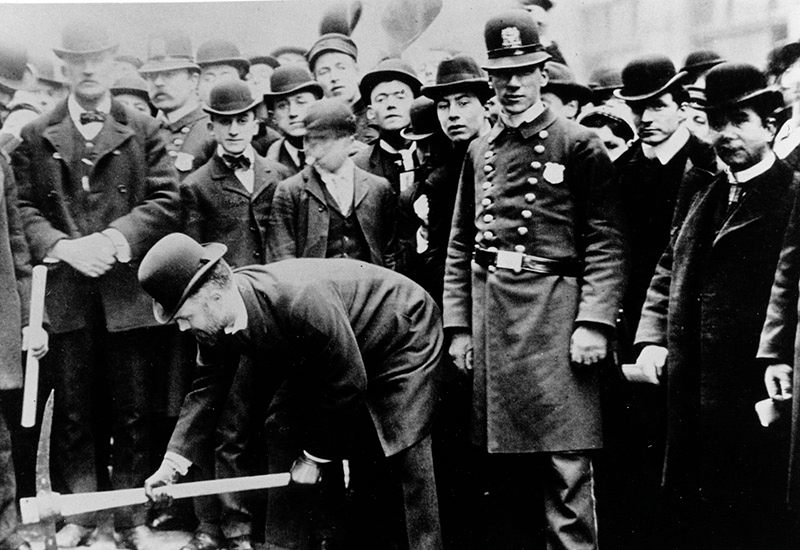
[181,153,293,268]
[443,108,627,453]
[13,99,181,334]
[266,165,397,269]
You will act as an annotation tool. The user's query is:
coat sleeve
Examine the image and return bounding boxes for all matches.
[442,150,474,332]
[265,181,300,262]
[180,180,202,243]
[3,157,32,325]
[634,241,673,348]
[106,121,181,259]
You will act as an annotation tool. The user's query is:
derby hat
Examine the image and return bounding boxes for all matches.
[704,62,783,113]
[307,34,359,71]
[482,10,551,71]
[29,56,67,88]
[767,39,800,78]
[588,66,622,93]
[111,75,150,102]
[303,97,357,136]
[421,55,493,103]
[577,104,636,144]
[519,0,554,11]
[614,54,687,102]
[203,80,261,116]
[401,96,438,141]
[138,233,228,324]
[542,61,592,104]
[115,54,143,70]
[196,39,249,74]
[248,54,280,69]
[684,85,707,110]
[270,46,308,62]
[0,41,33,92]
[139,32,200,74]
[359,57,422,102]
[680,49,725,77]
[53,20,118,59]
[263,65,323,105]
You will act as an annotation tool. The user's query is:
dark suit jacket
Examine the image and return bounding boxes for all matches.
[167,260,443,463]
[159,106,216,179]
[181,153,292,267]
[13,98,180,333]
[266,165,397,269]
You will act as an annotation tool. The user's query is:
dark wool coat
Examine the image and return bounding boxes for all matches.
[265,165,397,269]
[13,99,181,334]
[637,160,799,502]
[167,260,443,462]
[181,153,292,267]
[159,106,216,180]
[443,108,628,453]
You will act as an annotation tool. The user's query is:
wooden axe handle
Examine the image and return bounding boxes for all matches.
[21,265,47,428]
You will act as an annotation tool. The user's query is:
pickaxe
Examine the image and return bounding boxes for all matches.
[20,391,290,549]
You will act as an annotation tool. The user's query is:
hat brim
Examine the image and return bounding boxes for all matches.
[139,59,201,74]
[0,72,34,92]
[543,82,593,105]
[198,58,250,74]
[614,71,688,102]
[111,87,150,101]
[482,51,551,71]
[360,71,422,102]
[203,98,262,116]
[53,43,118,60]
[681,59,724,75]
[263,81,323,102]
[705,88,784,113]
[401,127,435,141]
[152,242,228,324]
[421,79,494,103]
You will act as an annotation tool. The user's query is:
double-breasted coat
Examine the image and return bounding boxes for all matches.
[181,153,293,268]
[637,160,799,502]
[266,165,397,268]
[443,107,627,453]
[13,99,181,334]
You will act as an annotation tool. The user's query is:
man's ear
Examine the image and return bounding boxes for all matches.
[765,116,777,139]
[565,99,580,120]
[538,66,549,88]
[367,105,375,122]
[207,120,215,132]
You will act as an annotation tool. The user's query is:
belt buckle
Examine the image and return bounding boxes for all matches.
[495,250,523,272]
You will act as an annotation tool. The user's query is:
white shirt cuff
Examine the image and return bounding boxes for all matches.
[164,451,192,475]
[101,228,131,263]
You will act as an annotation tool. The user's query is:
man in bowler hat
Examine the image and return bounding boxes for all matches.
[637,62,794,550]
[196,39,250,107]
[444,10,627,549]
[140,233,444,550]
[12,20,180,550]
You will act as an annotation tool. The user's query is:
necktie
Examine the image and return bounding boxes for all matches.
[297,149,306,168]
[223,154,251,171]
[80,111,106,125]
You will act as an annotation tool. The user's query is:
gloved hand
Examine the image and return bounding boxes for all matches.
[144,458,183,505]
[290,454,324,485]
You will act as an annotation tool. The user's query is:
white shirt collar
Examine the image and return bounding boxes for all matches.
[730,150,776,183]
[68,93,112,139]
[499,100,546,129]
[216,144,255,168]
[641,125,691,165]
[283,139,303,167]
[224,287,249,335]
[774,118,800,160]
[316,158,356,214]
[161,101,200,125]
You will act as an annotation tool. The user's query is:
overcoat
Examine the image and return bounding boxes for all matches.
[0,157,31,389]
[266,165,397,268]
[12,99,181,334]
[637,160,799,501]
[167,259,443,463]
[443,107,627,453]
[181,153,292,267]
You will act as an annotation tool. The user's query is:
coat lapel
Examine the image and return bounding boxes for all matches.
[210,155,251,199]
[303,168,327,205]
[251,155,276,201]
[713,166,778,246]
[353,167,369,209]
[89,102,136,170]
[42,102,77,165]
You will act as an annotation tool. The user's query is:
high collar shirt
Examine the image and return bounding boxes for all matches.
[641,125,691,165]
[217,144,256,194]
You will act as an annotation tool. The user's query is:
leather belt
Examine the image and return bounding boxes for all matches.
[473,247,583,277]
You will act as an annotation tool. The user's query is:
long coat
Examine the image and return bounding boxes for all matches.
[181,153,292,267]
[266,165,397,268]
[443,108,627,453]
[167,259,443,463]
[13,99,181,334]
[0,156,31,389]
[637,160,799,502]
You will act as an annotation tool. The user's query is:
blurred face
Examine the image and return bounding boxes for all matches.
[174,289,229,346]
[591,125,629,161]
[209,111,259,155]
[313,52,360,104]
[272,91,319,138]
[304,130,353,172]
[144,68,199,113]
[247,63,274,95]
[61,50,116,103]
[488,65,548,115]
[680,103,711,143]
[436,91,486,143]
[542,92,580,120]
[630,93,682,146]
[368,80,414,131]
[777,61,800,106]
[114,93,151,115]
[708,106,774,170]
[199,64,241,104]
[32,82,68,112]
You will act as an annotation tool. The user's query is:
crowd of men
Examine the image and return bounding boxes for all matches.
[3,0,800,549]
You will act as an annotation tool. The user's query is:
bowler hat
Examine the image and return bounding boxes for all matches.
[29,57,67,88]
[0,41,33,92]
[53,20,118,59]
[203,80,261,116]
[614,55,686,102]
[138,233,228,324]
[248,54,280,69]
[307,34,358,71]
[482,10,551,71]
[359,58,421,103]
[684,85,707,110]
[577,104,636,144]
[421,55,492,103]
[115,54,143,70]
[139,32,200,74]
[270,46,308,62]
[680,50,725,77]
[401,97,438,141]
[196,39,249,75]
[263,65,323,105]
[111,75,151,102]
[767,39,800,79]
[704,62,783,113]
[588,67,622,93]
[542,61,592,104]
[303,98,357,135]
[519,0,554,11]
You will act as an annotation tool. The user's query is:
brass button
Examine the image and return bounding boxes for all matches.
[173,138,184,146]
[539,130,549,139]
[481,181,492,190]
[485,150,494,159]
[488,265,497,273]
[534,145,545,154]
[85,142,94,148]
[483,231,494,240]
[521,210,532,219]
[531,161,542,169]
[481,198,492,206]
[483,214,494,223]
[181,127,190,134]
[514,244,526,253]
[527,177,538,185]
[517,226,529,235]
[484,164,494,173]
[525,193,536,202]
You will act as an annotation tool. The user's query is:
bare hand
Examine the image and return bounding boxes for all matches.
[570,325,608,366]
[22,326,49,359]
[448,332,473,373]
[635,345,668,383]
[290,455,323,485]
[764,363,793,400]
[144,460,182,505]
[50,234,117,277]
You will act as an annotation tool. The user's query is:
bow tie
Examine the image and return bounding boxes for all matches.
[79,111,106,125]
[222,154,251,171]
